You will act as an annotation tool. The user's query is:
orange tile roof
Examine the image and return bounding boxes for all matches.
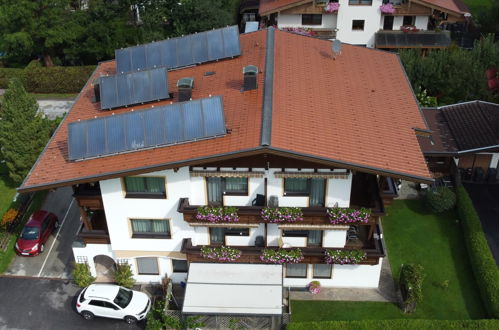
[418,0,470,15]
[259,0,308,15]
[270,30,430,180]
[20,28,432,192]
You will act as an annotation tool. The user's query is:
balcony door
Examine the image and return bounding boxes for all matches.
[310,179,325,207]
[210,227,225,245]
[383,16,394,30]
[207,177,223,206]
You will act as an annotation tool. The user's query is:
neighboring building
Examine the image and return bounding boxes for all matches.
[20,26,432,314]
[257,0,470,48]
[418,101,499,183]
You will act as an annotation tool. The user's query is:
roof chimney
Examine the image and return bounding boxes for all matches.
[177,77,194,102]
[93,78,100,103]
[243,65,258,91]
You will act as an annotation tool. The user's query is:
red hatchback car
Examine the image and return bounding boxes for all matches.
[15,211,59,256]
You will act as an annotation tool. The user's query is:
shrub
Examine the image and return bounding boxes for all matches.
[308,281,321,294]
[0,68,25,89]
[287,319,499,330]
[260,248,304,264]
[426,187,456,213]
[201,246,242,262]
[400,264,425,313]
[73,263,95,288]
[456,186,499,318]
[324,249,366,264]
[113,263,135,288]
[196,206,239,223]
[1,208,19,229]
[261,207,303,223]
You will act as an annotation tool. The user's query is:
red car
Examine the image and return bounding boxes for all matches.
[15,211,59,256]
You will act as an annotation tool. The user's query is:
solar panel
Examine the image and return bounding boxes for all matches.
[99,67,169,110]
[68,96,226,161]
[115,26,241,73]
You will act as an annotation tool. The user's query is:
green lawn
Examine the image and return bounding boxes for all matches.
[30,93,78,100]
[291,199,486,322]
[0,163,17,216]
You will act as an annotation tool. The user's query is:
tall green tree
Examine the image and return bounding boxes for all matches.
[0,0,81,66]
[0,79,51,184]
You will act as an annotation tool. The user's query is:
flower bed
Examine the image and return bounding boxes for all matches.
[308,281,321,294]
[325,249,366,264]
[200,246,242,262]
[261,207,304,223]
[260,248,304,264]
[196,206,239,223]
[1,208,18,230]
[327,207,370,225]
[380,3,396,14]
[324,2,340,13]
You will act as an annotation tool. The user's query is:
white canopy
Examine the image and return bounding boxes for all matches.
[182,263,283,315]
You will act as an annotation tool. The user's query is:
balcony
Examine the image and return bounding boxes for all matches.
[384,0,432,16]
[73,183,103,210]
[77,210,110,244]
[180,224,385,265]
[375,30,452,49]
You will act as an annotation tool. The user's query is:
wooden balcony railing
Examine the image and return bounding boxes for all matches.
[77,224,110,244]
[181,227,385,265]
[177,198,384,225]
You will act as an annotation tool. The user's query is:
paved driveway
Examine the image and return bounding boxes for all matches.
[6,187,81,278]
[0,276,143,330]
[464,183,499,265]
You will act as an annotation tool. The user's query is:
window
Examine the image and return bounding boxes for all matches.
[286,264,307,278]
[313,264,333,278]
[131,219,171,238]
[302,14,322,26]
[137,257,159,275]
[282,230,322,247]
[349,0,372,5]
[352,20,365,31]
[225,227,250,236]
[210,227,250,244]
[403,16,415,26]
[172,260,189,272]
[124,176,166,199]
[206,177,249,205]
[283,178,325,207]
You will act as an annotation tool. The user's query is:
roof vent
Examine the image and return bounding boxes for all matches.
[331,39,342,59]
[243,65,258,91]
[92,78,101,103]
[177,77,194,102]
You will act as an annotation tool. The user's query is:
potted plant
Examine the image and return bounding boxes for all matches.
[261,207,303,223]
[260,248,304,264]
[201,246,242,262]
[327,206,370,225]
[196,206,239,223]
[324,249,366,264]
[308,281,321,294]
[380,3,396,14]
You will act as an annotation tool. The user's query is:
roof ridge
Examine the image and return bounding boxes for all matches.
[260,27,275,146]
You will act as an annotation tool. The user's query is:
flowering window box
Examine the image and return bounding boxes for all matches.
[324,2,340,13]
[380,3,396,14]
[200,246,242,262]
[196,206,239,223]
[401,26,419,33]
[260,248,304,264]
[327,207,370,225]
[325,249,367,264]
[261,207,304,223]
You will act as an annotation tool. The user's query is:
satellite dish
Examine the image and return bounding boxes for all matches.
[332,39,342,56]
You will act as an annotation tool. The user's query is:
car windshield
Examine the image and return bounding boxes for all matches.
[113,288,133,309]
[20,226,39,240]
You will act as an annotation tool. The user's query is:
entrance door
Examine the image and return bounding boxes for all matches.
[383,16,394,30]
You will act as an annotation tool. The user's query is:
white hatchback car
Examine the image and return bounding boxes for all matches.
[76,284,151,324]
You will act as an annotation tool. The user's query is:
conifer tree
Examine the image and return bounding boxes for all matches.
[0,79,50,184]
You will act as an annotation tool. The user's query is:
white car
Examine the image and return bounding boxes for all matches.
[76,284,151,324]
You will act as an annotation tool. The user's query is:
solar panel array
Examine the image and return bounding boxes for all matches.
[375,31,451,48]
[115,25,241,73]
[99,67,169,110]
[68,96,226,160]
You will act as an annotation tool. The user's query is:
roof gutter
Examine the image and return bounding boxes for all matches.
[260,27,275,147]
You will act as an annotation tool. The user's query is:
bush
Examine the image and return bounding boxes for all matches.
[0,68,25,89]
[400,264,425,313]
[113,263,135,288]
[73,263,95,288]
[456,186,499,318]
[426,187,456,213]
[287,319,499,330]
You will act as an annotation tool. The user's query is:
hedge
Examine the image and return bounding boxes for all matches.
[287,320,499,330]
[456,186,499,319]
[0,64,95,93]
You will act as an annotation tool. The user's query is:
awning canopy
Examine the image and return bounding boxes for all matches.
[183,263,283,315]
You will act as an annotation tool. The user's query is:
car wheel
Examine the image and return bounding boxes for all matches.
[81,311,94,320]
[124,316,137,324]
[40,244,44,253]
